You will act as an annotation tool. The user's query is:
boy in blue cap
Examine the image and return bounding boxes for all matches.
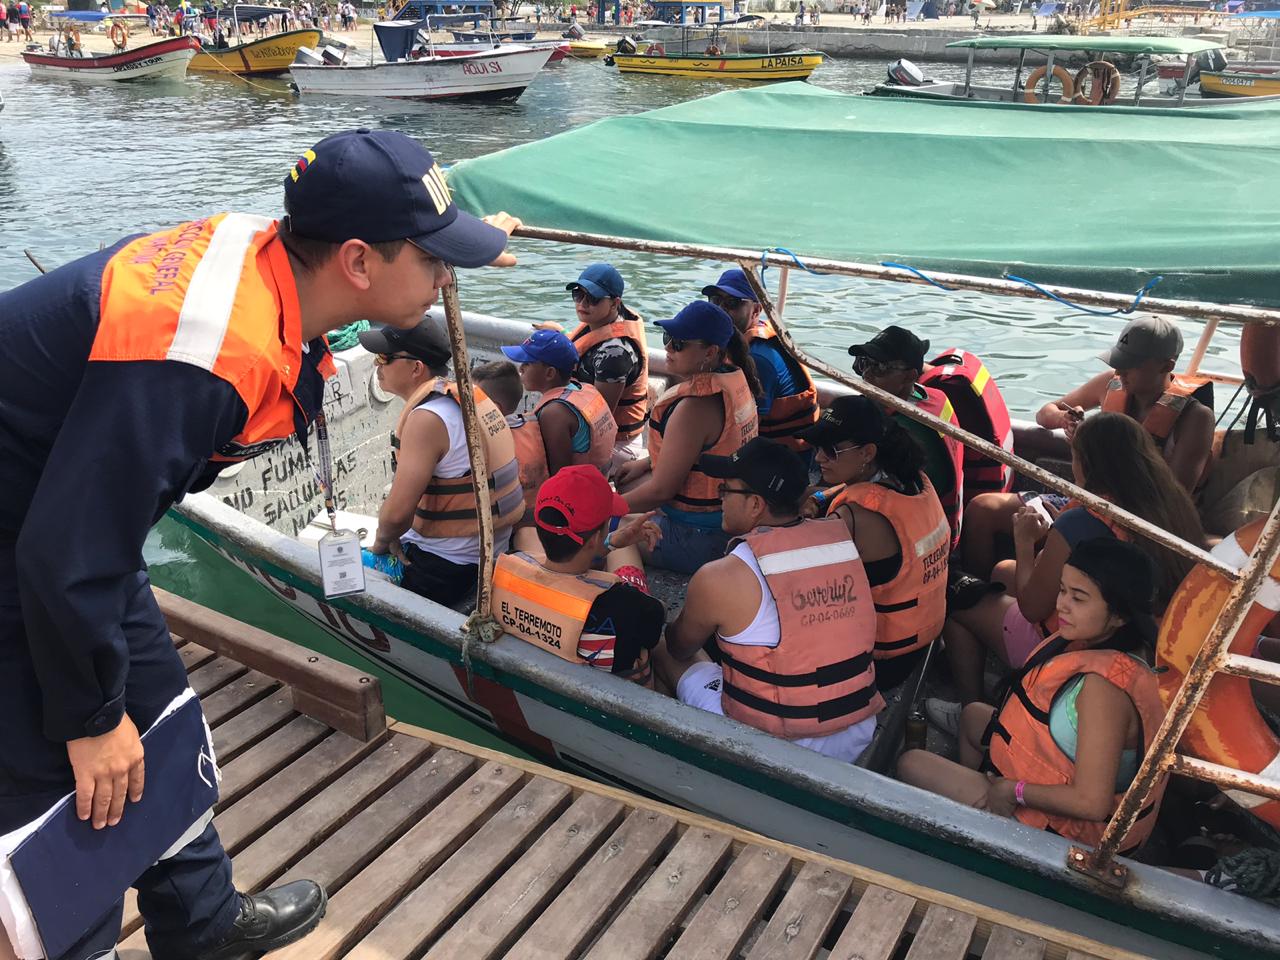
[0,128,519,959]
[501,329,618,491]
[703,268,819,457]
[563,263,650,470]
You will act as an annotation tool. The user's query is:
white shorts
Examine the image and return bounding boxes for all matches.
[676,661,876,764]
[608,433,645,477]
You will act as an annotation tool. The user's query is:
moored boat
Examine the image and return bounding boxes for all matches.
[430,39,570,62]
[566,38,610,59]
[1200,67,1280,98]
[609,16,823,81]
[190,4,322,78]
[23,34,199,83]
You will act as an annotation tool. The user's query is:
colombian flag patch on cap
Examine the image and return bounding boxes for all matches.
[290,148,317,183]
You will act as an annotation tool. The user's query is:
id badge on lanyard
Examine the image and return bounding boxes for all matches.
[312,412,367,599]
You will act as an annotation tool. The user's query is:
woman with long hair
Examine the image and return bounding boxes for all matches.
[616,302,760,573]
[901,539,1169,854]
[937,412,1205,712]
[799,395,949,691]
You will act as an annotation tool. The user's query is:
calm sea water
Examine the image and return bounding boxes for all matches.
[0,55,1239,742]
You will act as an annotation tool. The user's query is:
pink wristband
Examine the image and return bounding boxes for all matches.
[1014,780,1027,807]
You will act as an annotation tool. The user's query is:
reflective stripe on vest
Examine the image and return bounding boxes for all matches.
[831,477,948,659]
[984,637,1168,852]
[751,319,819,452]
[535,380,618,476]
[570,308,650,440]
[648,368,759,513]
[493,552,651,686]
[393,378,525,539]
[911,385,965,551]
[920,349,1015,500]
[719,518,883,740]
[92,214,335,464]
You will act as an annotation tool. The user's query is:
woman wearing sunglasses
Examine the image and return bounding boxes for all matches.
[799,394,950,692]
[616,302,761,573]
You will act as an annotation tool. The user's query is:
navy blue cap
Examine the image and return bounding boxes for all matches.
[656,301,735,348]
[283,129,508,269]
[701,268,758,303]
[566,263,624,300]
[501,330,581,373]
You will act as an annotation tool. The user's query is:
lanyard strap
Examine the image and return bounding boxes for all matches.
[313,411,338,533]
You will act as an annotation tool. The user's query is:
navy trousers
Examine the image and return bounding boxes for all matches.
[0,547,239,960]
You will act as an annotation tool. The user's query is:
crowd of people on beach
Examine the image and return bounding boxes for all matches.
[360,231,1249,864]
[144,0,359,39]
[0,1,34,42]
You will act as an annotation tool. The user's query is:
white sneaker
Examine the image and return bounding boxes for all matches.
[925,698,962,738]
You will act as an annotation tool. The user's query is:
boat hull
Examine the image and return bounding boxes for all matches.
[289,45,552,100]
[1200,69,1280,98]
[22,36,198,82]
[431,40,569,62]
[189,29,322,76]
[612,51,822,80]
[566,40,609,59]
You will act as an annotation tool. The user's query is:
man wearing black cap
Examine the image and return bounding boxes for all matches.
[657,439,883,762]
[0,129,518,958]
[848,325,965,548]
[702,268,818,455]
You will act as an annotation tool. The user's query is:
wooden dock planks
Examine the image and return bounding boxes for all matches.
[113,595,1148,960]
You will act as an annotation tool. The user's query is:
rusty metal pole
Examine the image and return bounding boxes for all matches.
[733,260,1237,581]
[1070,495,1280,887]
[440,271,498,632]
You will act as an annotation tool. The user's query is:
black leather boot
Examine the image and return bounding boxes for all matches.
[201,880,327,959]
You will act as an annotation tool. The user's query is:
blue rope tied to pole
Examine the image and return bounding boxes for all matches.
[759,246,828,292]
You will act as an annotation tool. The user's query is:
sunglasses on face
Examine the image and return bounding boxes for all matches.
[662,330,706,353]
[853,355,912,378]
[718,483,755,499]
[817,441,864,460]
[707,291,745,311]
[374,353,417,366]
[571,287,602,306]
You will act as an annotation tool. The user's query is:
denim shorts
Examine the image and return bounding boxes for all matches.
[647,513,730,574]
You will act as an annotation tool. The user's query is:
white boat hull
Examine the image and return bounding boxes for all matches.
[289,44,552,100]
[24,43,196,82]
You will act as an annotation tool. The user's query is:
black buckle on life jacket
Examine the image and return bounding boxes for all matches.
[722,679,879,722]
[720,650,873,688]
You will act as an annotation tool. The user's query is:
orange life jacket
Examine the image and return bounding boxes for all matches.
[1101,373,1212,445]
[91,214,336,464]
[509,413,547,513]
[750,318,819,452]
[830,477,949,660]
[719,518,883,739]
[984,637,1168,852]
[536,380,617,475]
[569,305,650,441]
[393,378,525,539]
[647,367,759,514]
[907,385,965,551]
[920,349,1015,501]
[492,552,652,686]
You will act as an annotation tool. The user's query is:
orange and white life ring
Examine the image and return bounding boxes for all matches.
[1022,64,1075,103]
[644,42,665,56]
[1157,518,1280,830]
[1072,60,1120,105]
[109,20,130,50]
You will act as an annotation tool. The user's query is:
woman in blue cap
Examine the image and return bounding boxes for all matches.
[617,302,762,573]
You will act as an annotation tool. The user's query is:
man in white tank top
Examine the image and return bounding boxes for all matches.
[655,439,880,763]
[362,319,513,606]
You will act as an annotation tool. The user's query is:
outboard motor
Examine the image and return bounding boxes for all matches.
[616,35,637,55]
[887,58,926,86]
[1195,48,1228,79]
[563,20,586,39]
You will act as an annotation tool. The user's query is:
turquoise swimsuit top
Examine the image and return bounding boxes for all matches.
[542,382,592,454]
[1049,674,1140,792]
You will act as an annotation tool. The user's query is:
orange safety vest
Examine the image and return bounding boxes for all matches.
[492,552,652,686]
[750,318,819,452]
[719,518,883,739]
[536,380,617,475]
[907,385,966,551]
[1101,373,1211,446]
[920,349,1015,501]
[91,214,337,463]
[509,412,547,513]
[984,637,1168,852]
[393,378,525,539]
[569,305,650,441]
[647,367,759,514]
[830,477,949,660]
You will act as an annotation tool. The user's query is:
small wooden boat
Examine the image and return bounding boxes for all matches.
[191,29,322,77]
[609,16,823,81]
[566,39,610,59]
[23,32,199,83]
[1199,67,1280,98]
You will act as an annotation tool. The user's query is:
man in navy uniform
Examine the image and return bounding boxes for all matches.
[0,130,517,959]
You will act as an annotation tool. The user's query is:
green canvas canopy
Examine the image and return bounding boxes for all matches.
[947,35,1224,54]
[448,83,1280,308]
